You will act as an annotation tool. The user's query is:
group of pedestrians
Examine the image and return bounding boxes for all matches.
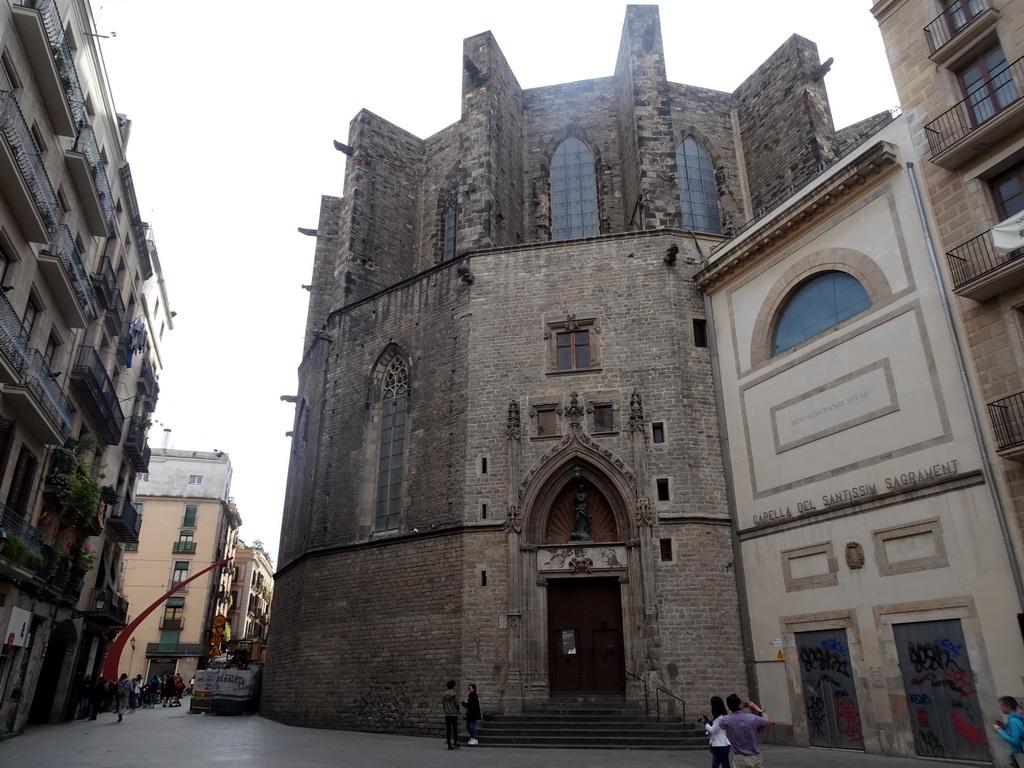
[78,672,192,722]
[701,694,771,768]
[441,680,481,749]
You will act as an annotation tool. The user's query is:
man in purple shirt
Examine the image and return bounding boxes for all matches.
[719,693,772,767]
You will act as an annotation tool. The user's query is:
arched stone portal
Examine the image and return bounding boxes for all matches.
[506,435,654,709]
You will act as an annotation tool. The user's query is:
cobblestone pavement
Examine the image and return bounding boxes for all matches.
[0,703,990,768]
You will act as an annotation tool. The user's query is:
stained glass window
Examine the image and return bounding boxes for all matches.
[677,138,721,235]
[551,138,599,240]
[376,357,409,532]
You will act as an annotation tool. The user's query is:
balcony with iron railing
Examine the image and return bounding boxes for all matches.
[86,587,129,627]
[0,90,59,242]
[66,124,117,237]
[925,56,1024,170]
[987,391,1024,460]
[172,541,197,554]
[924,0,997,63]
[159,617,183,631]
[107,494,141,543]
[11,0,83,136]
[39,224,97,328]
[3,348,73,445]
[0,502,45,566]
[106,284,125,340]
[945,226,1024,300]
[91,255,117,311]
[69,346,124,445]
[123,416,150,473]
[0,291,29,385]
[145,642,208,657]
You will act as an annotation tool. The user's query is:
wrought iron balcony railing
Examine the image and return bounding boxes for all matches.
[91,255,117,311]
[16,0,86,127]
[87,587,129,626]
[0,90,59,234]
[945,227,1024,293]
[106,283,125,339]
[45,224,97,321]
[71,124,117,234]
[123,416,150,472]
[172,541,197,554]
[23,349,72,439]
[107,494,141,543]
[159,618,183,631]
[0,290,29,376]
[0,501,44,561]
[70,346,124,444]
[925,56,1024,156]
[988,391,1024,451]
[924,0,992,54]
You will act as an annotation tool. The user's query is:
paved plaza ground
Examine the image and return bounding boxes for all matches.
[0,702,992,768]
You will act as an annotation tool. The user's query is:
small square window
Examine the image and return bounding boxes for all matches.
[656,478,670,501]
[592,404,614,433]
[124,541,138,551]
[556,329,590,370]
[547,316,599,373]
[188,475,203,485]
[693,319,708,348]
[660,538,673,561]
[536,408,558,437]
[139,473,149,482]
[652,422,665,443]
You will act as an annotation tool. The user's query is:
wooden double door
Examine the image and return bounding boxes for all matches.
[547,578,625,695]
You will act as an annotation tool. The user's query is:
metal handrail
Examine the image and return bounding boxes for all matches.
[0,290,29,374]
[946,227,1024,288]
[0,501,44,558]
[23,349,72,438]
[988,391,1024,450]
[16,0,86,127]
[925,56,1024,156]
[624,669,650,716]
[0,90,59,233]
[655,685,686,724]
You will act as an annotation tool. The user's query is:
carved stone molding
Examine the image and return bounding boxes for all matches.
[507,400,521,440]
[518,428,637,499]
[504,504,522,534]
[629,389,644,432]
[508,614,521,629]
[617,575,630,584]
[635,497,652,528]
[625,538,641,549]
[520,543,538,552]
[845,541,865,570]
[565,391,585,426]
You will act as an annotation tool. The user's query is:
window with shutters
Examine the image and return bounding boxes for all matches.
[6,445,36,516]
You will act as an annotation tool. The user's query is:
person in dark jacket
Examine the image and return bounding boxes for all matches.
[442,680,460,750]
[462,684,481,746]
[161,675,177,707]
[88,676,106,720]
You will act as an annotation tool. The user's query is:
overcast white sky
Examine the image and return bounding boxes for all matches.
[89,1,898,562]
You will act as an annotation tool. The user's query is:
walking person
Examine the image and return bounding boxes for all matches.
[701,695,732,768]
[462,684,481,745]
[719,694,771,768]
[161,674,176,707]
[994,695,1024,766]
[113,674,131,722]
[88,676,106,720]
[442,680,461,750]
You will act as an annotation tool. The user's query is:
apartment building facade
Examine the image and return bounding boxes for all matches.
[0,0,171,737]
[124,449,240,683]
[225,544,273,660]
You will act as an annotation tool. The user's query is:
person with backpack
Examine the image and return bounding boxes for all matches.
[995,696,1024,767]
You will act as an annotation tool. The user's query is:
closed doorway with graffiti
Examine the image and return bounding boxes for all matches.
[796,629,864,749]
[894,619,988,761]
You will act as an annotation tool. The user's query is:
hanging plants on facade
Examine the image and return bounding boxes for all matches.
[46,437,102,527]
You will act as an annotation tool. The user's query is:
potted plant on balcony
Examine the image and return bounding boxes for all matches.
[99,485,119,507]
[68,542,96,573]
[46,437,102,530]
[0,535,28,567]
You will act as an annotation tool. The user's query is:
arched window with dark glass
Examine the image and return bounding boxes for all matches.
[551,137,598,240]
[376,356,409,532]
[676,137,721,235]
[771,271,871,356]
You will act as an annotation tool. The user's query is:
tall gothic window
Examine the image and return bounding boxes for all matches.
[676,137,721,235]
[376,357,409,532]
[443,186,458,261]
[551,137,598,240]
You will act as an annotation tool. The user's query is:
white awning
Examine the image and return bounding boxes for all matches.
[992,211,1024,254]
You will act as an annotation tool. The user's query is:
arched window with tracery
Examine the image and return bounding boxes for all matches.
[676,137,721,235]
[376,356,409,532]
[551,137,599,240]
[771,271,871,356]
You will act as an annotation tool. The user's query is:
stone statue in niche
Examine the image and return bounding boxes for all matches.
[570,485,592,541]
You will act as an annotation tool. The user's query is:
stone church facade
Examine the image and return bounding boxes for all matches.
[263,6,889,734]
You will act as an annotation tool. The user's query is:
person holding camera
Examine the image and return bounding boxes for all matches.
[700,696,732,768]
[719,693,771,768]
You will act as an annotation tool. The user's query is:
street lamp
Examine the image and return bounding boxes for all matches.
[128,636,136,677]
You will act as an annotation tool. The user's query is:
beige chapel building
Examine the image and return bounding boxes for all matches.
[122,448,240,682]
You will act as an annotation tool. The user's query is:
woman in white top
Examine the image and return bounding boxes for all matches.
[702,695,732,768]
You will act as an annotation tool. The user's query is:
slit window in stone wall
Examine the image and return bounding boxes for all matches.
[376,357,409,533]
[443,197,457,261]
[551,137,598,240]
[676,137,721,235]
[771,271,871,356]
